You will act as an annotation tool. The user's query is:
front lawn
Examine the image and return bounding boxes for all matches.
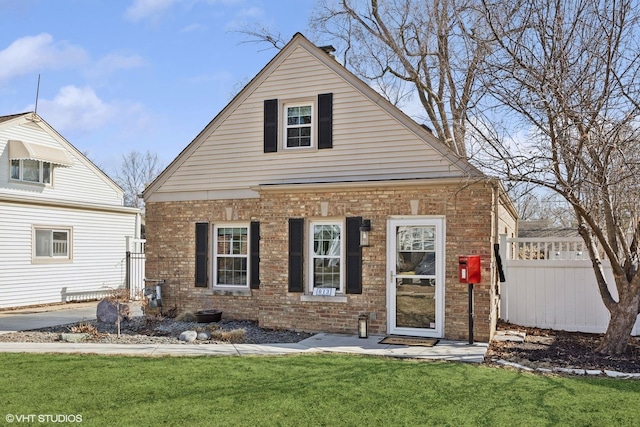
[1,353,639,426]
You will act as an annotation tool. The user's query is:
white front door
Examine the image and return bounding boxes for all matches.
[387,217,445,337]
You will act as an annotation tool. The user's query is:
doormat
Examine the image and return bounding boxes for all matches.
[379,336,439,347]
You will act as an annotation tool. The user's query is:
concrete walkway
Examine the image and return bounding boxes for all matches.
[0,303,488,363]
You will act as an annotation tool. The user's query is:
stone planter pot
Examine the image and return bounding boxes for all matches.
[195,309,222,323]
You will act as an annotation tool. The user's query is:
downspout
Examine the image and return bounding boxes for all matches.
[135,213,141,239]
[491,181,500,339]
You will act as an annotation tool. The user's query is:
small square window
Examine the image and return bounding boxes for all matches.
[34,227,72,262]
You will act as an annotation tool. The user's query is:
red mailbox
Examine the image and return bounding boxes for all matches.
[459,255,481,284]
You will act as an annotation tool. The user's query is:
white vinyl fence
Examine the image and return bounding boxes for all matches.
[499,235,640,335]
[125,237,146,299]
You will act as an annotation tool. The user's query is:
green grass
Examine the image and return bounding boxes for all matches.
[1,354,640,426]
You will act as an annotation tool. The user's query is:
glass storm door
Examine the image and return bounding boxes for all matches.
[387,218,445,337]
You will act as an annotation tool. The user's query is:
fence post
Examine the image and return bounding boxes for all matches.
[499,234,508,321]
[125,251,131,294]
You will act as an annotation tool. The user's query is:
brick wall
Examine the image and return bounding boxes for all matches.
[145,180,509,341]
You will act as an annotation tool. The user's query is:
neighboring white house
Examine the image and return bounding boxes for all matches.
[0,112,140,309]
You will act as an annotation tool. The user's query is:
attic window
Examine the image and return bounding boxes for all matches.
[284,103,313,148]
[8,140,72,185]
[9,140,73,166]
[11,159,52,184]
[263,93,333,153]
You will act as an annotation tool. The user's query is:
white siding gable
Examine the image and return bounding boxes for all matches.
[0,115,124,206]
[146,34,481,202]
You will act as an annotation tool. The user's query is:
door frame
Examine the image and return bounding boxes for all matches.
[386,216,446,337]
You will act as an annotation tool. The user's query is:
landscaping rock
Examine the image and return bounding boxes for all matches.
[97,299,131,324]
[197,332,210,341]
[179,330,198,342]
[493,331,526,343]
[59,333,91,343]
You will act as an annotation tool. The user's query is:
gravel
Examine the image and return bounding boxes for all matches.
[0,316,315,345]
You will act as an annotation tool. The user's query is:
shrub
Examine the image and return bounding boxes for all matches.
[176,311,196,322]
[210,328,245,343]
[68,322,103,338]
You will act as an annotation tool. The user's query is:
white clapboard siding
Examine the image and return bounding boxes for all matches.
[500,236,640,335]
[0,118,123,206]
[0,202,137,308]
[150,41,469,199]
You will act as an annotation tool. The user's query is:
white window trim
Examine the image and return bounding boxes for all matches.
[282,100,315,150]
[11,159,53,185]
[307,219,345,294]
[212,223,250,289]
[32,226,73,263]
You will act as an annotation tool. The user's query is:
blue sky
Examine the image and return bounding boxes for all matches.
[0,0,317,175]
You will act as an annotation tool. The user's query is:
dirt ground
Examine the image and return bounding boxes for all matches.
[486,321,640,373]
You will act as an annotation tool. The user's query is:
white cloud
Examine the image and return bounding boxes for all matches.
[180,23,207,33]
[237,6,263,19]
[125,0,245,23]
[124,0,179,22]
[33,85,117,133]
[225,6,265,31]
[88,53,146,79]
[0,33,87,83]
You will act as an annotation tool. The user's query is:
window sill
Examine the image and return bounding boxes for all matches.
[300,295,348,303]
[31,258,72,264]
[282,145,316,152]
[206,288,252,297]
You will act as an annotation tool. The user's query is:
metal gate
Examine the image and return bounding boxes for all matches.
[125,238,146,299]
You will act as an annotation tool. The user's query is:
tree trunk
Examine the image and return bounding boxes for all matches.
[597,289,640,355]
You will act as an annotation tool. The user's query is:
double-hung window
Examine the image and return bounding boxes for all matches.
[309,220,343,293]
[34,227,72,262]
[11,159,52,184]
[214,225,249,287]
[284,103,313,148]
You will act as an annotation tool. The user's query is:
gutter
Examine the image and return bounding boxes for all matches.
[0,193,140,215]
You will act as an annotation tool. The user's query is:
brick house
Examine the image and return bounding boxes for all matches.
[143,33,517,342]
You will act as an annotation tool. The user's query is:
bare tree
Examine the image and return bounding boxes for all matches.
[319,0,498,157]
[114,151,163,210]
[242,0,493,157]
[474,0,640,354]
[508,184,575,227]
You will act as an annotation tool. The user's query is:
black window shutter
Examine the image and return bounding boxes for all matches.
[250,221,260,289]
[195,222,209,287]
[288,218,304,292]
[318,93,333,149]
[345,217,363,294]
[264,99,278,153]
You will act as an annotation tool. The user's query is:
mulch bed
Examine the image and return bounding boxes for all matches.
[486,321,640,373]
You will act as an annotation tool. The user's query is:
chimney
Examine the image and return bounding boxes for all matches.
[319,45,336,57]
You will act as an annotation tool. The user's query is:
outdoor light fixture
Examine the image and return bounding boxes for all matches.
[358,314,369,338]
[360,219,371,247]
